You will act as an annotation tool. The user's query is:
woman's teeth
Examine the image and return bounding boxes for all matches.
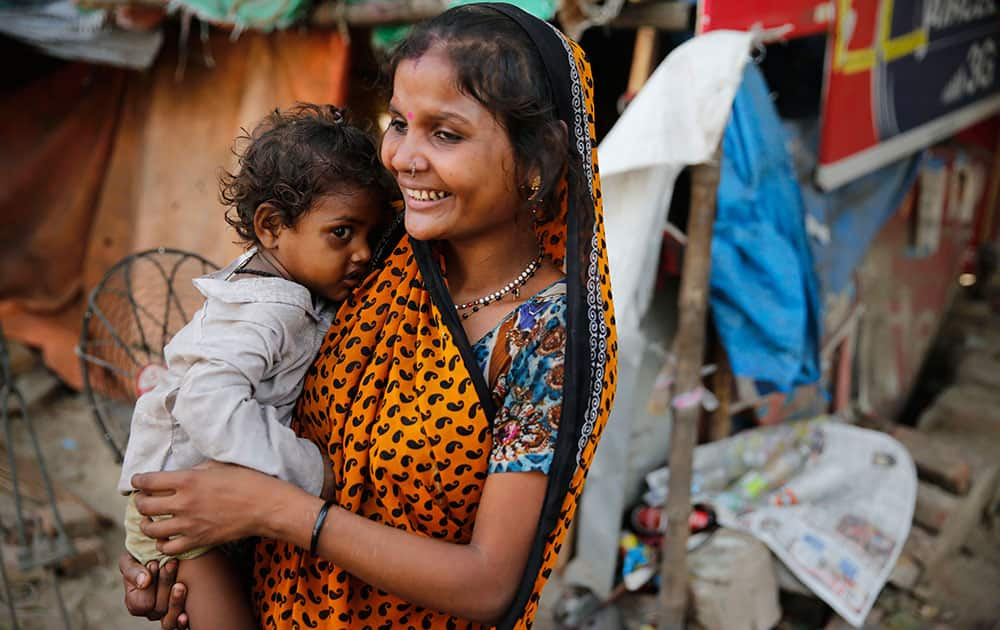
[405,188,451,201]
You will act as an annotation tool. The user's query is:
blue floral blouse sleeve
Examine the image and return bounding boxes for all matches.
[473,280,567,475]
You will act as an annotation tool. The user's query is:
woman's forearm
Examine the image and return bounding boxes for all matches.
[133,465,545,623]
[265,476,544,624]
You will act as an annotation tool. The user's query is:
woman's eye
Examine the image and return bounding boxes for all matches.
[388,118,407,133]
[434,130,461,143]
[331,226,353,240]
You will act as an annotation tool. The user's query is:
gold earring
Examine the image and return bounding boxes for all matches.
[528,175,541,201]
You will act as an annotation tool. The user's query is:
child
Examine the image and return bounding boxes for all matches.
[117,103,396,628]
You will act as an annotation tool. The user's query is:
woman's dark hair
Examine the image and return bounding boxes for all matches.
[221,103,397,244]
[387,5,580,220]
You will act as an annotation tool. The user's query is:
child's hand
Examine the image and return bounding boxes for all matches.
[119,554,190,629]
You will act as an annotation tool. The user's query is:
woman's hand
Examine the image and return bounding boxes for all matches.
[131,461,294,556]
[118,554,190,629]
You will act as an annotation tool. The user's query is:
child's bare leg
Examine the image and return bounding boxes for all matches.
[176,550,256,630]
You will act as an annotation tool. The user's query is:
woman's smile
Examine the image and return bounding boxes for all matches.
[401,187,453,203]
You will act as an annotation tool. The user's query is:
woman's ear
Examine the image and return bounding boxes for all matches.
[253,203,284,249]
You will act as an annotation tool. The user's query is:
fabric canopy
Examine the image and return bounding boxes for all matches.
[0,29,350,387]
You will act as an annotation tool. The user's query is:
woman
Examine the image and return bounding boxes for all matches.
[121,4,616,627]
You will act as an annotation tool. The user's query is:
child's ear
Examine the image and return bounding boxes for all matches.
[253,203,284,248]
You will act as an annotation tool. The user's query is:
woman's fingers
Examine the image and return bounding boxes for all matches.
[156,535,200,558]
[154,559,179,618]
[131,470,188,493]
[160,583,189,630]
[117,552,181,621]
[137,463,289,549]
[118,552,152,589]
[133,492,183,518]
[137,516,202,556]
[121,554,159,617]
[140,515,190,541]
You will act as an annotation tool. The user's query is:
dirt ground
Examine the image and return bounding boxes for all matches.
[2,389,147,630]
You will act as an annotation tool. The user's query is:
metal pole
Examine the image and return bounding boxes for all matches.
[0,546,20,630]
[657,147,721,629]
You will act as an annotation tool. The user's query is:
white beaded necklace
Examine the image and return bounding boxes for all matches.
[454,253,542,320]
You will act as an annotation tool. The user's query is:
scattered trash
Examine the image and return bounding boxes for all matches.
[642,466,728,507]
[620,532,657,591]
[627,502,717,538]
[919,604,939,620]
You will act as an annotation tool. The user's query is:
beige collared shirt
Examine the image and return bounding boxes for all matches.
[118,250,333,495]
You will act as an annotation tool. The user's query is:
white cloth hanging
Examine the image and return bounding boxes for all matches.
[601,29,753,353]
[565,30,752,600]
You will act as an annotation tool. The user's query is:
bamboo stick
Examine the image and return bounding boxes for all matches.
[658,147,722,629]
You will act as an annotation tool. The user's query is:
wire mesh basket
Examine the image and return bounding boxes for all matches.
[78,248,218,461]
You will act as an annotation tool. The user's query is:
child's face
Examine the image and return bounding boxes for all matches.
[270,191,381,302]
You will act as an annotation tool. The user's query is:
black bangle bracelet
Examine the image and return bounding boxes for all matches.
[310,500,335,556]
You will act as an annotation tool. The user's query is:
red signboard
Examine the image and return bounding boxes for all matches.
[817,0,1000,189]
[698,0,834,39]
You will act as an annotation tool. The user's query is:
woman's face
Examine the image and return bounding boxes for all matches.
[381,46,522,243]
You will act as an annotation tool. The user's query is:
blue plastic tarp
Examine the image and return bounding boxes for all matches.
[790,120,922,297]
[711,64,821,392]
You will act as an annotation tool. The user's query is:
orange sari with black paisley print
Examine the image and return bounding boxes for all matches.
[251,4,616,628]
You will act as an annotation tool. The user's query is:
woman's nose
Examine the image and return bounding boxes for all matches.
[388,136,423,178]
[391,151,414,178]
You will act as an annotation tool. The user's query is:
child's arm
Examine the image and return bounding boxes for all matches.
[168,300,327,496]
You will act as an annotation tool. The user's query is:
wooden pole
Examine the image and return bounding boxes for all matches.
[709,341,732,442]
[658,148,722,629]
[627,27,659,97]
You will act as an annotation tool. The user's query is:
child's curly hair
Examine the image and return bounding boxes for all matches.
[221,103,397,244]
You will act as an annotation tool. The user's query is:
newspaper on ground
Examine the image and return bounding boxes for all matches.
[648,417,916,627]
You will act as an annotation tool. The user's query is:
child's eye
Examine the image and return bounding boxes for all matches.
[331,226,353,240]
